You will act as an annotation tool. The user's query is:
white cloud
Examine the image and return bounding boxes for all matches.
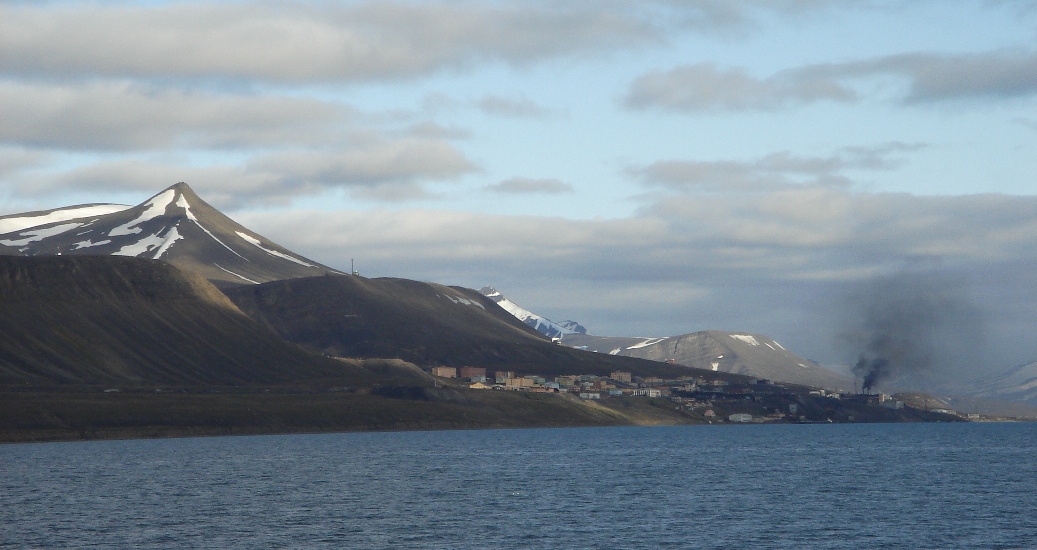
[0,2,662,83]
[0,81,349,150]
[484,177,573,194]
[476,95,552,118]
[13,139,477,207]
[625,63,856,111]
[629,144,923,192]
[626,49,1037,112]
[233,186,1037,366]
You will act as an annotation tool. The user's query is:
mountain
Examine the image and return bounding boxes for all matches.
[0,183,342,288]
[479,286,587,338]
[225,276,697,379]
[960,361,1037,406]
[0,203,130,234]
[564,331,855,391]
[480,287,852,390]
[0,255,373,386]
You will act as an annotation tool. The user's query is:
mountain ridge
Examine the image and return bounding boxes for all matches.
[479,286,587,338]
[225,276,699,378]
[0,182,341,288]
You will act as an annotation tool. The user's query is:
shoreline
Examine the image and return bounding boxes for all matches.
[0,386,979,444]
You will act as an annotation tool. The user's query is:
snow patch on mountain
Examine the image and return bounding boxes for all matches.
[109,189,176,237]
[730,334,760,346]
[0,222,84,248]
[72,239,112,250]
[113,225,182,259]
[0,204,129,234]
[236,231,316,267]
[478,286,587,339]
[440,292,486,309]
[626,337,669,350]
[214,262,259,284]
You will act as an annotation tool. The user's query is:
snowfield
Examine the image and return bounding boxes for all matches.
[0,204,128,234]
[236,232,316,267]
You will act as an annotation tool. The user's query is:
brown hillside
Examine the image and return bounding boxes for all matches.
[223,275,701,378]
[0,256,369,386]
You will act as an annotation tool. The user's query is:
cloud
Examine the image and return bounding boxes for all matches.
[0,1,884,85]
[629,143,923,192]
[0,81,349,151]
[484,177,573,194]
[0,147,51,178]
[0,2,663,83]
[624,62,856,111]
[625,49,1037,112]
[404,121,472,140]
[1012,117,1037,131]
[476,95,552,118]
[13,139,477,207]
[238,188,1037,367]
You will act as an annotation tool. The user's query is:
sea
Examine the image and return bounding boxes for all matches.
[2,423,1036,549]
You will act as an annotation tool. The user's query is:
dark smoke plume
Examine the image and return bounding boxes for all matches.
[842,270,984,392]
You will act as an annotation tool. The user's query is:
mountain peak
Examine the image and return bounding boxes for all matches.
[0,184,342,287]
[479,286,588,338]
[166,181,193,193]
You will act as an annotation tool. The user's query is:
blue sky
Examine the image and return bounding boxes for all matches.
[2,0,1036,371]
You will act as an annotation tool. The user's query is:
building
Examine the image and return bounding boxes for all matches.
[505,377,537,390]
[728,413,753,423]
[610,371,632,383]
[431,366,457,378]
[459,366,487,379]
[579,392,601,400]
[469,382,491,390]
[557,375,578,387]
[494,371,515,384]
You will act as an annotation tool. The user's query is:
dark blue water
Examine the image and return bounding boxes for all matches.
[3,423,1036,549]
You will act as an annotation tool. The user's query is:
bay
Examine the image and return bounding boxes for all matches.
[2,423,1036,549]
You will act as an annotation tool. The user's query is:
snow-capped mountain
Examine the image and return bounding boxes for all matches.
[0,182,341,287]
[478,286,587,339]
[563,331,855,392]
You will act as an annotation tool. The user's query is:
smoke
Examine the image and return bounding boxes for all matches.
[840,270,986,392]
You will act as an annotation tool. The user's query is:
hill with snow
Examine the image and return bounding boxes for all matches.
[0,183,341,288]
[478,287,587,338]
[226,277,693,378]
[479,287,852,390]
[564,331,854,391]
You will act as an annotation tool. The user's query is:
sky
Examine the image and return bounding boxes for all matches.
[2,0,1036,373]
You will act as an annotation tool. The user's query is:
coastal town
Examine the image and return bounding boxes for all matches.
[425,366,973,423]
